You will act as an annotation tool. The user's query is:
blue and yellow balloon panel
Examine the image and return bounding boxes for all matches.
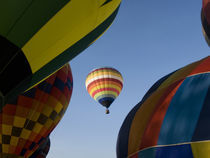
[117,56,210,158]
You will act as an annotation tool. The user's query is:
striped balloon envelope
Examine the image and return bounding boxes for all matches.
[117,56,210,158]
[85,67,123,114]
[0,64,73,158]
[201,0,210,46]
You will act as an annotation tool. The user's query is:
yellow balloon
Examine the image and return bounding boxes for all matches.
[0,0,121,106]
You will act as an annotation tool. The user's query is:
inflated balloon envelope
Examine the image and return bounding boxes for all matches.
[85,67,123,114]
[0,0,121,106]
[117,56,210,158]
[0,64,73,158]
[201,0,210,46]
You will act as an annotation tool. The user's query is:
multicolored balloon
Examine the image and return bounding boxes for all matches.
[0,0,121,106]
[117,56,210,158]
[0,64,73,157]
[201,0,210,46]
[85,67,123,114]
[29,137,50,158]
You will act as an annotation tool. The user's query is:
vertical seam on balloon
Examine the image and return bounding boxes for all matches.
[191,78,210,141]
[159,75,209,145]
[0,0,35,89]
[5,0,35,37]
[0,49,22,74]
[139,80,184,150]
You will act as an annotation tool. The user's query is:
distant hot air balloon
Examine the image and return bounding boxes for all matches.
[0,64,73,158]
[29,136,50,158]
[85,67,123,114]
[201,0,210,46]
[117,56,210,158]
[0,0,121,106]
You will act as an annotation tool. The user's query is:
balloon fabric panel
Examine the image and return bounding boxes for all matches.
[131,142,210,158]
[116,56,210,158]
[0,64,73,158]
[191,141,210,158]
[136,147,156,158]
[0,0,70,47]
[134,144,193,158]
[189,57,210,75]
[127,86,170,156]
[155,144,193,158]
[192,87,210,141]
[139,80,183,150]
[158,74,210,145]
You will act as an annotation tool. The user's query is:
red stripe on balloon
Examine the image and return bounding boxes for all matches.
[92,87,120,98]
[87,80,122,93]
[190,56,210,76]
[129,153,138,158]
[139,80,183,150]
[87,78,123,90]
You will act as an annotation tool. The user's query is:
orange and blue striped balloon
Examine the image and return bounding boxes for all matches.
[85,67,123,114]
[117,56,210,158]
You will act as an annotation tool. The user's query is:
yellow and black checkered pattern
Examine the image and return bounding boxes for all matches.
[0,64,73,158]
[29,136,50,158]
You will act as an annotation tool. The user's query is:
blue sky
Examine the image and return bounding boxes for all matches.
[48,0,209,157]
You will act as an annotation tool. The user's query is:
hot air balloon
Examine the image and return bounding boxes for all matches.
[201,0,210,46]
[117,56,210,158]
[0,64,73,158]
[85,67,123,114]
[29,137,50,158]
[0,0,121,106]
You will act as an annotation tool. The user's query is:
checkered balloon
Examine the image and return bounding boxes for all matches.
[0,64,73,158]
